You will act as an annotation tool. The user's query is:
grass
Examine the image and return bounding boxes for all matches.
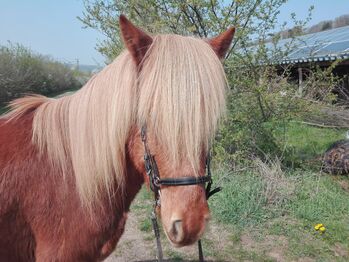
[206,122,349,261]
[289,173,349,244]
[272,122,346,168]
[210,170,269,225]
[126,122,349,261]
[130,187,153,233]
[166,250,185,261]
[209,170,349,261]
[139,218,152,232]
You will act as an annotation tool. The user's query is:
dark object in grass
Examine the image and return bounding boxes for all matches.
[323,139,349,175]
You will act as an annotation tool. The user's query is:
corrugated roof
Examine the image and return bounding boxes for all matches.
[266,25,349,64]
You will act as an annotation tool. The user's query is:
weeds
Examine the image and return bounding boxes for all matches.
[254,157,298,207]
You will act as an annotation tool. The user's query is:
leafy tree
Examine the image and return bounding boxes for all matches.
[79,1,338,167]
[79,0,292,61]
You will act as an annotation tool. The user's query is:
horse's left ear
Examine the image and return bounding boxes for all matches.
[208,27,235,59]
[119,15,153,66]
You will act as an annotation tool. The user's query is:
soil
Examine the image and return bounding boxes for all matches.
[104,210,226,262]
[105,211,156,262]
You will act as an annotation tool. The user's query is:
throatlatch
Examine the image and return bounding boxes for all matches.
[141,126,221,262]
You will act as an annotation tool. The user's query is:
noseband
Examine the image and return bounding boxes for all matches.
[141,126,221,262]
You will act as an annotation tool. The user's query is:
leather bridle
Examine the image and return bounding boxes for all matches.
[141,126,221,262]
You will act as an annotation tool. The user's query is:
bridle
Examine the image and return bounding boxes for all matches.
[141,126,221,262]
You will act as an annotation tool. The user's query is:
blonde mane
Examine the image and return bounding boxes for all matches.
[5,34,227,206]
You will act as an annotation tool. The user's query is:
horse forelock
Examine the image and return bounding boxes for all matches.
[138,34,227,172]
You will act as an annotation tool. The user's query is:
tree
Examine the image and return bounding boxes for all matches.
[80,1,336,167]
[79,0,293,61]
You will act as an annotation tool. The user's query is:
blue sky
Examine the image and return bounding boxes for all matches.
[0,0,348,65]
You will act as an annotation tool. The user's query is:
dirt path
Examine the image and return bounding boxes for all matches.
[104,189,212,261]
[103,189,304,262]
[104,199,232,261]
[102,190,322,262]
[105,211,156,262]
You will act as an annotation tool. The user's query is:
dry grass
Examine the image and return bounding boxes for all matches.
[254,157,298,206]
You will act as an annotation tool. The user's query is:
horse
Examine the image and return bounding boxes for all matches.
[0,15,235,261]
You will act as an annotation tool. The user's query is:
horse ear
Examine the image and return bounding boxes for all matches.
[119,15,153,66]
[208,27,235,59]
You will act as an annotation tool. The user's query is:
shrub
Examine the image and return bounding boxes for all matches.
[0,43,83,106]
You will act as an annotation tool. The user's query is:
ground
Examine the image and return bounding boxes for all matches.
[105,188,233,262]
[105,210,156,262]
[105,169,349,262]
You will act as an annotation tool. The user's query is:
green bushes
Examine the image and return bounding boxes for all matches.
[0,43,82,106]
[213,48,341,167]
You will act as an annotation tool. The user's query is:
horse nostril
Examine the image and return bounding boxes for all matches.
[170,219,184,242]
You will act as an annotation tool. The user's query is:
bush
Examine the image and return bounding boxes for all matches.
[79,1,343,167]
[0,43,83,106]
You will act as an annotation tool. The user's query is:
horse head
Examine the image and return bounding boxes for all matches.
[120,15,234,247]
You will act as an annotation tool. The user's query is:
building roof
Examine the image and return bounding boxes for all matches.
[267,25,349,65]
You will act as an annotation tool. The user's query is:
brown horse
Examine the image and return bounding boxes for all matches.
[0,15,234,261]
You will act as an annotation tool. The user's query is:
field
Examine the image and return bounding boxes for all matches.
[1,98,348,261]
[106,123,349,261]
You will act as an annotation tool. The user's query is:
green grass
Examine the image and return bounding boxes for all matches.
[166,250,184,261]
[208,122,349,260]
[210,171,269,226]
[126,123,349,261]
[208,172,349,260]
[0,105,8,115]
[139,218,152,232]
[130,186,153,234]
[289,173,349,244]
[272,122,346,168]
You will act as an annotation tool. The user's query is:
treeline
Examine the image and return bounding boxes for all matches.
[278,14,349,39]
[0,43,84,105]
[308,14,349,33]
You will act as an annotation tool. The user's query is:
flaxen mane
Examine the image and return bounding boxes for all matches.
[5,34,227,206]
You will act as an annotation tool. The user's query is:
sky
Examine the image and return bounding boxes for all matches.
[0,0,348,66]
[0,0,106,65]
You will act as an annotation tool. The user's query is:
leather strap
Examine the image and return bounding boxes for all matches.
[158,175,211,186]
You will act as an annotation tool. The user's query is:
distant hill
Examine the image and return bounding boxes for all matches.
[277,13,349,40]
[307,14,349,34]
[65,63,102,74]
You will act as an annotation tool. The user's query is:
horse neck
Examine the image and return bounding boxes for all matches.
[122,128,146,210]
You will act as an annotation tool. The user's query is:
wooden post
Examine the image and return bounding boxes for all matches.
[298,67,303,96]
